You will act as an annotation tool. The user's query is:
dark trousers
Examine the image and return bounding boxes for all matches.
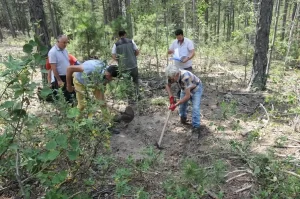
[54,75,76,103]
[125,67,139,97]
[177,66,193,98]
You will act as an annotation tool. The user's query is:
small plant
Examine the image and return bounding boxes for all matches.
[220,100,238,119]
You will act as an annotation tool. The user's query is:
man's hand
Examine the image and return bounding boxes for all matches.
[181,56,189,63]
[66,84,74,92]
[169,104,177,111]
[57,80,64,87]
[169,96,175,105]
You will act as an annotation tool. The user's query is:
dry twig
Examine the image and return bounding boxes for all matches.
[283,170,300,178]
[235,184,252,193]
[259,103,269,127]
[224,170,248,177]
[226,173,248,183]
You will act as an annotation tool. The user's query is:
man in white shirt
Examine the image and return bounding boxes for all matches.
[168,29,195,72]
[48,35,75,103]
[168,29,195,98]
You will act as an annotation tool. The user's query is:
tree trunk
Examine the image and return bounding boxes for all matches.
[0,28,3,42]
[28,0,51,84]
[184,3,187,35]
[227,12,230,41]
[1,0,17,38]
[285,2,300,66]
[232,1,235,32]
[266,0,280,83]
[204,0,209,43]
[90,0,96,11]
[217,0,221,43]
[102,0,108,24]
[281,0,289,40]
[125,0,132,38]
[46,0,57,38]
[248,0,274,90]
[13,0,24,34]
[21,1,31,37]
[292,2,297,20]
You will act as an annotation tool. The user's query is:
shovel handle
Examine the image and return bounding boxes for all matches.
[157,110,172,147]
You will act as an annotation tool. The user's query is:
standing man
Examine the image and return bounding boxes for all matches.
[48,35,75,103]
[165,64,203,135]
[168,29,195,71]
[112,30,139,97]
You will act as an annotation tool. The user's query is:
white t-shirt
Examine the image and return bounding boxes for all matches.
[169,37,194,69]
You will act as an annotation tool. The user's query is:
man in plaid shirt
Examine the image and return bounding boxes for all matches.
[165,64,203,136]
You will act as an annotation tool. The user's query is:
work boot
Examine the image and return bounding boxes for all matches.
[191,127,201,139]
[180,117,188,124]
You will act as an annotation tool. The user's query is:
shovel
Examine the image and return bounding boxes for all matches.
[155,109,172,149]
[155,97,176,149]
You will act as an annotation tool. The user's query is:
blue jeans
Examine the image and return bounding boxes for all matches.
[179,84,203,128]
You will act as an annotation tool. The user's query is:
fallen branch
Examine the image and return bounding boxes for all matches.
[283,170,300,178]
[235,184,252,193]
[68,191,82,199]
[288,137,300,144]
[259,103,269,127]
[274,145,300,148]
[224,170,248,177]
[204,189,218,199]
[226,173,248,183]
[215,64,242,80]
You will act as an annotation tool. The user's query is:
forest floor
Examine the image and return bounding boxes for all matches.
[1,37,300,199]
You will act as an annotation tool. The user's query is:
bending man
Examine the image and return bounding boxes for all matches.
[165,64,203,135]
[66,59,119,111]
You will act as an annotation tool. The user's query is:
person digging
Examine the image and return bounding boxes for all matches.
[66,59,134,134]
[165,64,203,136]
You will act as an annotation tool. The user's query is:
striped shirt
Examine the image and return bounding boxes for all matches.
[177,70,201,93]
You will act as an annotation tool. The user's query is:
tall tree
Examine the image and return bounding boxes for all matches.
[1,0,17,38]
[285,2,300,66]
[248,0,274,90]
[46,0,58,38]
[28,0,51,84]
[281,0,289,40]
[266,0,280,79]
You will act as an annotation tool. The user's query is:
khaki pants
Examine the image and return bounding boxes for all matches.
[73,77,104,111]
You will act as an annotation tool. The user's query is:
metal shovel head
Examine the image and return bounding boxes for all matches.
[114,106,134,123]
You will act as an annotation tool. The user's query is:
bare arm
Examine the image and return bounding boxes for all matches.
[66,65,84,92]
[182,49,195,63]
[165,83,173,97]
[135,49,139,56]
[51,63,61,81]
[112,54,117,61]
[175,88,191,106]
[47,70,52,85]
[168,49,174,54]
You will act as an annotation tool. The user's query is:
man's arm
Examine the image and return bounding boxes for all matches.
[168,49,174,54]
[112,54,117,61]
[50,63,62,82]
[175,88,191,107]
[66,65,84,92]
[182,49,195,63]
[47,70,52,85]
[168,41,175,54]
[112,44,117,61]
[165,83,173,97]
[132,40,139,56]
